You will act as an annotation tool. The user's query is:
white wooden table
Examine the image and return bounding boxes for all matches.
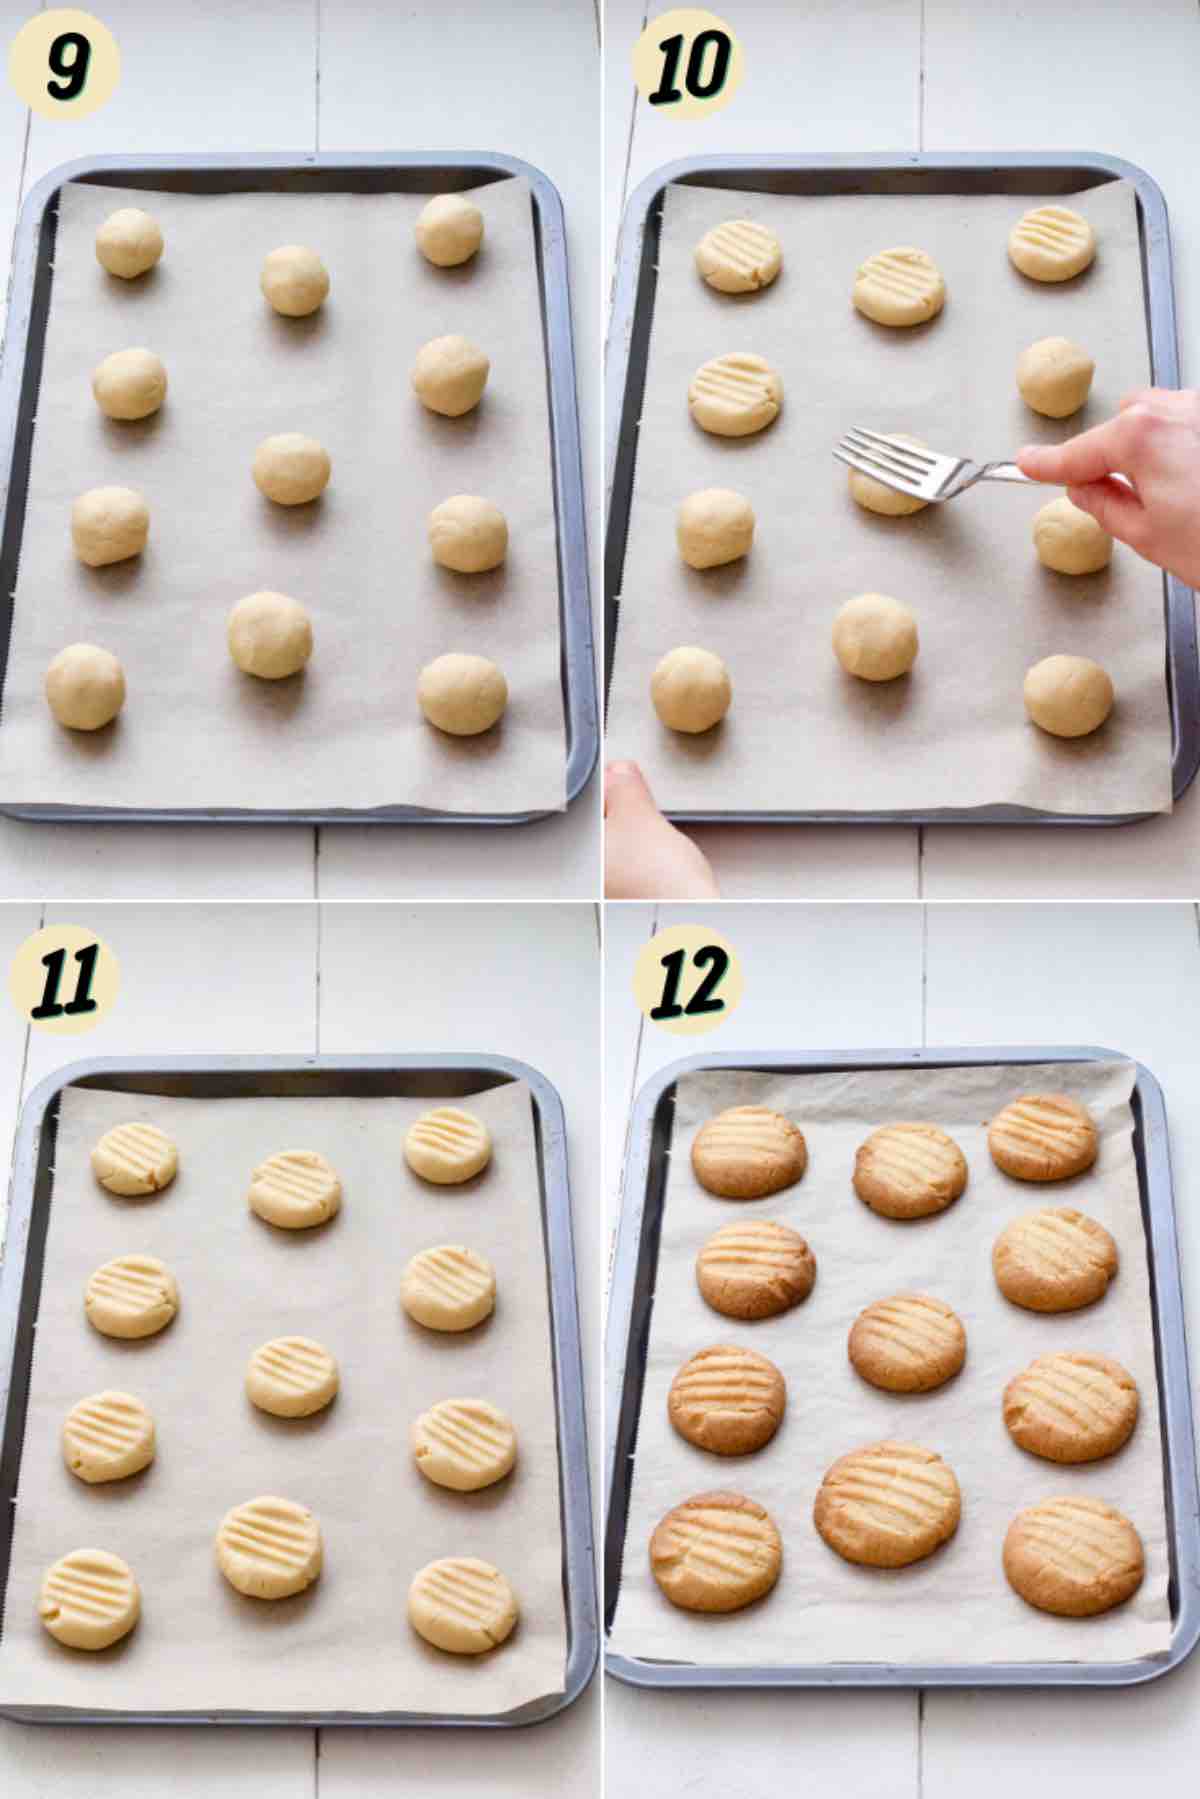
[0,0,600,900]
[0,899,601,1796]
[606,0,1200,899]
[605,898,1200,1794]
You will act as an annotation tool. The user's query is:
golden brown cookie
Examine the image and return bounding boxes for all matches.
[852,1123,967,1220]
[696,1218,816,1320]
[1003,1351,1138,1464]
[814,1441,961,1568]
[668,1345,786,1455]
[988,1093,1098,1182]
[1003,1496,1144,1616]
[848,1294,966,1394]
[993,1207,1118,1313]
[650,1491,782,1613]
[691,1106,807,1200]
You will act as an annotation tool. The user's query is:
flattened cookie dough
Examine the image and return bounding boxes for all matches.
[696,1218,815,1320]
[404,1107,492,1184]
[989,1093,1098,1182]
[39,1549,140,1650]
[401,1244,496,1331]
[1004,1351,1138,1464]
[216,1495,322,1599]
[412,1398,516,1491]
[688,353,782,437]
[993,1206,1118,1313]
[91,1121,178,1196]
[1009,205,1096,283]
[668,1344,786,1455]
[246,1337,339,1419]
[814,1441,961,1568]
[853,1122,967,1219]
[1004,1496,1143,1617]
[853,248,945,327]
[650,1491,782,1613]
[248,1150,342,1230]
[694,219,782,294]
[692,1105,807,1199]
[408,1557,518,1653]
[85,1254,179,1340]
[848,1294,966,1394]
[63,1391,155,1484]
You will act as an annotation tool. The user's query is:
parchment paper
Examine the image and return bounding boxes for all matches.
[609,1060,1172,1666]
[607,181,1173,815]
[0,176,566,814]
[0,1079,568,1715]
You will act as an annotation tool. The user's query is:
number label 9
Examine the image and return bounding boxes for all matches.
[8,10,120,120]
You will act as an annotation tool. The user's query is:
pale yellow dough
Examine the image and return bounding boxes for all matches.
[1033,497,1112,575]
[847,434,930,516]
[412,1398,517,1491]
[95,208,163,279]
[688,353,781,436]
[416,194,484,267]
[404,1107,492,1184]
[91,1121,178,1195]
[417,653,508,736]
[1024,654,1114,738]
[71,485,149,567]
[45,643,126,731]
[216,1496,322,1599]
[677,489,755,568]
[694,219,782,293]
[39,1549,140,1649]
[833,594,919,681]
[1017,337,1094,419]
[651,646,732,733]
[92,348,166,420]
[252,433,331,505]
[246,1337,339,1418]
[1009,206,1096,282]
[63,1391,155,1484]
[412,334,489,416]
[408,1557,518,1654]
[85,1254,179,1340]
[260,244,329,317]
[401,1244,496,1331]
[853,248,945,327]
[248,1150,342,1229]
[428,495,508,573]
[228,591,313,679]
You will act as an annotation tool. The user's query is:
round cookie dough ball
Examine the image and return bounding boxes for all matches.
[252,432,331,505]
[45,643,125,731]
[415,193,484,268]
[260,244,329,317]
[418,652,508,736]
[833,593,919,682]
[71,485,149,568]
[412,334,489,417]
[694,219,782,294]
[1032,495,1112,575]
[847,433,930,517]
[853,247,945,327]
[1017,336,1094,419]
[95,208,163,280]
[228,591,313,679]
[677,488,755,569]
[1024,654,1114,739]
[428,495,508,573]
[1009,205,1096,283]
[651,646,732,734]
[92,348,167,421]
[688,352,781,437]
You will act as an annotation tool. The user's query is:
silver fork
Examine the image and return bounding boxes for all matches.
[833,426,1035,503]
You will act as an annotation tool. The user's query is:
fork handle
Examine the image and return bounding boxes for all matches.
[981,461,1035,485]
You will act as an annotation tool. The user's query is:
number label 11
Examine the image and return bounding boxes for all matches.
[8,925,119,1034]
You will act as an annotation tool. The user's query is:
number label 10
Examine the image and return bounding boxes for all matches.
[631,9,744,120]
[632,924,744,1037]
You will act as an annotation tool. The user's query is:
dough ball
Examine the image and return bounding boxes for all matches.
[847,433,930,516]
[260,244,329,317]
[228,591,313,679]
[1024,654,1114,738]
[416,193,484,267]
[428,495,508,573]
[92,348,167,421]
[833,593,919,681]
[1009,205,1096,282]
[853,247,945,327]
[412,334,489,417]
[252,432,331,505]
[651,646,732,734]
[45,643,125,731]
[95,208,163,279]
[688,352,781,437]
[418,652,507,735]
[677,488,755,569]
[1017,337,1094,419]
[71,486,149,567]
[694,219,782,294]
[39,1549,140,1650]
[1032,496,1112,575]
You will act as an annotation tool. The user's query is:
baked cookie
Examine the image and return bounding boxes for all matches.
[650,1491,782,1613]
[1008,205,1096,283]
[988,1093,1098,1182]
[848,1294,966,1394]
[39,1549,139,1650]
[852,1123,967,1219]
[852,247,945,327]
[993,1207,1118,1313]
[404,1107,492,1184]
[694,219,782,294]
[1003,1351,1138,1464]
[669,1345,786,1455]
[85,1254,179,1340]
[400,1244,496,1331]
[814,1441,961,1568]
[696,1218,816,1320]
[412,1397,516,1491]
[91,1122,177,1196]
[688,353,782,437]
[248,1151,342,1230]
[691,1106,807,1199]
[408,1557,518,1653]
[62,1391,155,1483]
[216,1495,322,1599]
[246,1336,339,1419]
[1003,1496,1143,1617]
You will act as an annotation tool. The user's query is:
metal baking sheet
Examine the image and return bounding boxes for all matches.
[604,1046,1200,1689]
[605,152,1200,826]
[0,152,596,826]
[0,1054,597,1725]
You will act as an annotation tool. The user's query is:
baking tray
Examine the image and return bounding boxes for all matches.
[0,151,597,826]
[605,1046,1200,1689]
[605,152,1200,826]
[0,1053,597,1725]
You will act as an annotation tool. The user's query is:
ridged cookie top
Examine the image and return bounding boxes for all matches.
[1008,206,1096,282]
[216,1495,322,1599]
[853,1122,967,1219]
[91,1121,178,1195]
[848,1294,966,1393]
[988,1093,1098,1182]
[852,247,945,326]
[400,1243,496,1331]
[650,1490,782,1613]
[85,1253,179,1339]
[412,1397,517,1491]
[993,1206,1118,1312]
[62,1390,155,1483]
[408,1556,518,1653]
[695,219,782,293]
[1003,1496,1143,1616]
[248,1150,342,1229]
[696,1218,816,1319]
[1003,1351,1138,1464]
[814,1440,961,1568]
[39,1548,140,1649]
[668,1344,786,1455]
[688,354,782,437]
[691,1105,807,1199]
[403,1107,492,1184]
[246,1336,339,1418]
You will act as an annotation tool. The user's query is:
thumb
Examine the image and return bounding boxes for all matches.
[604,759,658,819]
[1017,414,1129,487]
[1066,477,1149,549]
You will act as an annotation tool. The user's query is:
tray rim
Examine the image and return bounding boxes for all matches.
[0,1050,598,1727]
[604,1043,1200,1690]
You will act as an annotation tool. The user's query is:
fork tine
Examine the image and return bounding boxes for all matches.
[834,445,922,492]
[842,428,935,470]
[836,435,924,484]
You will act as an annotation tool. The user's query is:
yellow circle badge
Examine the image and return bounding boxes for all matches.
[632,923,743,1037]
[8,10,120,121]
[9,924,119,1035]
[631,9,743,120]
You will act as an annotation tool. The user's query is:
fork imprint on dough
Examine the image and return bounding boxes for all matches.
[813,1440,961,1567]
[852,247,945,326]
[1003,1351,1138,1463]
[691,1105,808,1199]
[400,1243,496,1330]
[668,1344,787,1455]
[39,1548,140,1649]
[848,1294,966,1393]
[248,1150,342,1229]
[85,1253,179,1339]
[992,1206,1118,1312]
[650,1490,782,1613]
[246,1336,339,1418]
[1008,205,1096,282]
[91,1121,178,1195]
[988,1093,1098,1182]
[695,219,782,293]
[696,1217,816,1319]
[412,1397,517,1491]
[403,1107,492,1184]
[687,353,783,437]
[408,1556,519,1653]
[1003,1495,1144,1616]
[216,1495,322,1599]
[852,1122,967,1219]
[62,1389,155,1482]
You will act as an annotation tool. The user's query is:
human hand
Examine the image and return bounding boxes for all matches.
[604,761,719,899]
[1018,388,1200,588]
